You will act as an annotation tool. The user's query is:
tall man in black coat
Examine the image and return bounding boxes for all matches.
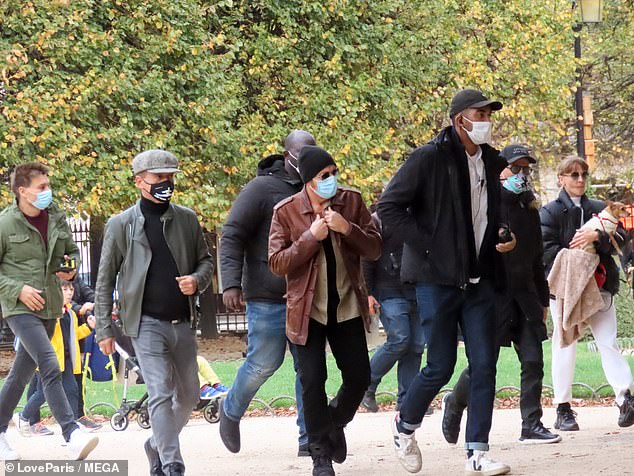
[219,130,315,456]
[440,145,560,446]
[379,89,513,476]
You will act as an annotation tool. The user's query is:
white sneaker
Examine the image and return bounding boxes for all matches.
[391,414,422,473]
[67,428,99,460]
[12,413,31,438]
[0,432,20,460]
[465,451,510,476]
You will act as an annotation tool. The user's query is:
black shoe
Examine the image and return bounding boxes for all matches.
[618,391,634,427]
[312,451,335,476]
[165,463,185,476]
[441,392,463,444]
[361,391,379,413]
[329,425,347,464]
[144,438,165,476]
[219,398,241,453]
[519,422,562,444]
[298,443,310,457]
[554,404,579,431]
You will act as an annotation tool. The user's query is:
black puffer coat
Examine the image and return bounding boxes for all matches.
[540,189,625,296]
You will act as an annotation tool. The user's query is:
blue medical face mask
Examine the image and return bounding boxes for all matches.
[503,173,528,194]
[31,189,53,210]
[314,175,338,199]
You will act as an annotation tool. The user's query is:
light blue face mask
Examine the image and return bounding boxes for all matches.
[314,175,338,199]
[503,174,528,194]
[32,189,53,210]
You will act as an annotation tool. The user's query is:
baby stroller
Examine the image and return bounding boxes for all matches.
[109,319,151,431]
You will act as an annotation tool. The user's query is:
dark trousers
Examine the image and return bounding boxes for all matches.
[22,361,80,423]
[399,281,497,451]
[453,306,545,429]
[293,317,370,452]
[75,370,85,418]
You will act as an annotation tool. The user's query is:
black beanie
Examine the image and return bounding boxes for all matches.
[298,145,336,184]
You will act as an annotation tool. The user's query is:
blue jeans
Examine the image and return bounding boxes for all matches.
[223,301,306,445]
[398,281,497,451]
[22,364,80,424]
[367,297,425,405]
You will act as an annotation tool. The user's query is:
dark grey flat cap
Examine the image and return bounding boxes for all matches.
[132,150,181,175]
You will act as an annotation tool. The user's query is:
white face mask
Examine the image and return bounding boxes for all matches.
[286,150,300,175]
[462,116,492,145]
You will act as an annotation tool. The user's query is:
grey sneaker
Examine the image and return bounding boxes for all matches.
[12,413,31,438]
[77,416,103,432]
[30,422,55,437]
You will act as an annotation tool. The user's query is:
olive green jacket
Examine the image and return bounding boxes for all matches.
[0,203,80,320]
[94,201,214,341]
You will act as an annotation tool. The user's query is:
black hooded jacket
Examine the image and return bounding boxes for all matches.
[220,154,302,302]
[377,126,507,289]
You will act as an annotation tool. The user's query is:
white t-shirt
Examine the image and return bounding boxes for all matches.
[466,147,487,283]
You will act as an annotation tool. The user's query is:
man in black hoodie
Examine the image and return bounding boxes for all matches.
[378,89,513,476]
[219,130,316,456]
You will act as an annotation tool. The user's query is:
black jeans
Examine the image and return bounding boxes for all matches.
[453,302,545,429]
[0,314,79,440]
[399,281,497,451]
[293,317,370,452]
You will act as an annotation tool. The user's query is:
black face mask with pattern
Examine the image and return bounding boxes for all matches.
[147,179,174,203]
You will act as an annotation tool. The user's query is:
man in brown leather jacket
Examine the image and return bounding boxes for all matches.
[269,145,381,476]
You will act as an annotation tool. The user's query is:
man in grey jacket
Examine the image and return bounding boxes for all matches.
[95,150,213,476]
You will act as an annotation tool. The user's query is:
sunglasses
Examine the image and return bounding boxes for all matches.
[562,172,589,181]
[508,165,532,175]
[317,168,339,181]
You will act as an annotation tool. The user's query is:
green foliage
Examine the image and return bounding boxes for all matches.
[582,0,634,167]
[1,1,581,227]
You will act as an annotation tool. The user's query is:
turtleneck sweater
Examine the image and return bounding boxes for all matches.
[140,197,190,322]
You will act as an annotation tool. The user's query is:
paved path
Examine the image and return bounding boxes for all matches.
[3,406,634,475]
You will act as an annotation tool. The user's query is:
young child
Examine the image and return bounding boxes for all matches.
[14,280,102,434]
[197,355,229,399]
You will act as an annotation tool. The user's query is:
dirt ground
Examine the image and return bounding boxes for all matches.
[2,407,634,475]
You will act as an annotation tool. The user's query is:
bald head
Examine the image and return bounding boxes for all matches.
[284,130,316,157]
[283,130,316,180]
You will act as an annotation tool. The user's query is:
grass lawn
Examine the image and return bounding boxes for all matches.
[5,340,632,417]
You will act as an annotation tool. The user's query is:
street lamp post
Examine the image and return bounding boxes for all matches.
[573,0,603,160]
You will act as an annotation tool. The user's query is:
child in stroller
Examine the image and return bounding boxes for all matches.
[194,355,229,423]
[109,318,226,429]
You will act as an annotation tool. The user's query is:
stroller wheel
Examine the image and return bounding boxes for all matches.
[203,400,220,424]
[137,407,151,429]
[110,411,129,431]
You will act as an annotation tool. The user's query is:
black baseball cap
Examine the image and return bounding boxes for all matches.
[449,89,503,118]
[500,144,536,164]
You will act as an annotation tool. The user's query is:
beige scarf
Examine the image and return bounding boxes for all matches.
[547,248,604,347]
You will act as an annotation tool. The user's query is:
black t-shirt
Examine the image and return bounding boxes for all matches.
[322,234,340,324]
